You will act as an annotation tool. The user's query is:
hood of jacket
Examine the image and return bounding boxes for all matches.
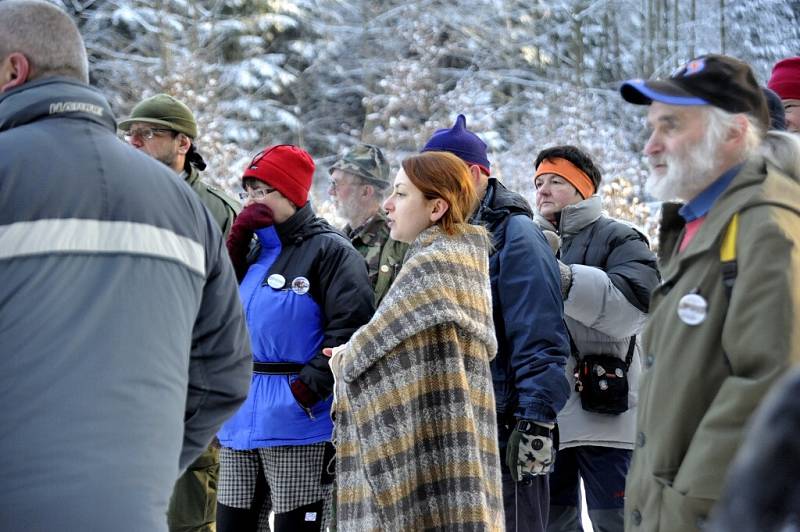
[474,178,533,227]
[534,196,603,239]
[275,202,344,245]
[0,77,116,134]
[558,195,604,238]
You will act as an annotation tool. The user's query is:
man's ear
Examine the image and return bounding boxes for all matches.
[429,198,450,223]
[361,183,374,199]
[176,134,192,155]
[0,53,31,93]
[468,164,482,186]
[726,114,749,143]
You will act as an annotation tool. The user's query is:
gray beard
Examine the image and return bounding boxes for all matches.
[646,130,721,202]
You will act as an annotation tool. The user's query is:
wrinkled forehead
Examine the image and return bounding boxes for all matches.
[330,168,361,183]
[646,101,707,126]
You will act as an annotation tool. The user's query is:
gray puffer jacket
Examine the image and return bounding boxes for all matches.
[536,196,659,448]
[0,78,251,531]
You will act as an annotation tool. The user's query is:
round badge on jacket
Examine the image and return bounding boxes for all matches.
[677,293,707,325]
[291,276,310,295]
[267,274,286,289]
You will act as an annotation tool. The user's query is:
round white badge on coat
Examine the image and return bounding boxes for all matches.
[677,293,707,325]
[267,274,286,289]
[291,276,310,295]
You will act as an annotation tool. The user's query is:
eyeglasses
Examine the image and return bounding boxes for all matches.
[239,186,277,201]
[123,127,175,141]
[329,178,363,193]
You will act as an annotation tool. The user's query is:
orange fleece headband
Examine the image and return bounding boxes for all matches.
[534,158,595,199]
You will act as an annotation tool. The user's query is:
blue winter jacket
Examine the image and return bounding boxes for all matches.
[471,179,571,424]
[218,204,374,448]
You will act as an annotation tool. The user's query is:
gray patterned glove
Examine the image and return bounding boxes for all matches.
[557,260,573,300]
[506,420,557,481]
[542,229,561,255]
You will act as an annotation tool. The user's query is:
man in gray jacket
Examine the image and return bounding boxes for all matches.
[0,2,251,531]
[121,93,240,532]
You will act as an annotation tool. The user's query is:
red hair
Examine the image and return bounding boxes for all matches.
[401,151,478,235]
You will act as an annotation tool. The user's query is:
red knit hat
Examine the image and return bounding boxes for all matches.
[243,145,315,207]
[768,57,800,101]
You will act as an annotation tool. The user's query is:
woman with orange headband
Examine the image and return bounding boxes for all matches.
[532,145,659,532]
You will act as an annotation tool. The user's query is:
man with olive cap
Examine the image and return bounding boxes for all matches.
[120,94,240,531]
[328,143,407,304]
[619,54,800,531]
[120,94,240,239]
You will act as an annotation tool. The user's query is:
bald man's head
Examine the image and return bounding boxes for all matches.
[0,0,89,91]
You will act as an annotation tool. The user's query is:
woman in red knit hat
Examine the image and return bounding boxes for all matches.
[768,56,800,133]
[216,145,375,532]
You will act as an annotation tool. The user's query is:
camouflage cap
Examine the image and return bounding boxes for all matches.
[118,94,198,138]
[329,143,391,189]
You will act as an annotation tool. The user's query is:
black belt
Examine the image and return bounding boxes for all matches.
[253,362,304,375]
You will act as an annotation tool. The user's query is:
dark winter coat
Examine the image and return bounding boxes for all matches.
[332,224,503,531]
[707,367,800,532]
[536,196,659,449]
[472,179,571,424]
[0,77,250,532]
[218,203,374,448]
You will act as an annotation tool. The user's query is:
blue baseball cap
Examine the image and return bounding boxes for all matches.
[621,54,770,129]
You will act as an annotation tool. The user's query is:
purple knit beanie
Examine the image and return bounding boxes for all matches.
[422,114,491,175]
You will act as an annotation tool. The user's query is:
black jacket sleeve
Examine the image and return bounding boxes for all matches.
[299,234,375,399]
[602,222,660,313]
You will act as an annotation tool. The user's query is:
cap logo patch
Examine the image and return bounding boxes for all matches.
[673,59,706,78]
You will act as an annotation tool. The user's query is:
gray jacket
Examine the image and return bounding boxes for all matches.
[0,78,251,531]
[536,196,659,448]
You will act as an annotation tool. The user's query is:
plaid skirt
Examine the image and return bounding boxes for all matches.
[218,443,334,527]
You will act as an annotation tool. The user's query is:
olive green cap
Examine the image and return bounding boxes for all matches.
[329,143,391,189]
[118,94,198,138]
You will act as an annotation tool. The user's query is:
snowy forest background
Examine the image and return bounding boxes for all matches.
[55,0,800,241]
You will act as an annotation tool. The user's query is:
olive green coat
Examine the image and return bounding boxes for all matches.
[185,165,240,239]
[345,211,407,305]
[625,157,800,532]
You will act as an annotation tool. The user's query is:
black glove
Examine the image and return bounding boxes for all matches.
[506,420,557,481]
[226,203,274,281]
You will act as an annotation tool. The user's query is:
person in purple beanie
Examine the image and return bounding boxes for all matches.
[422,115,571,532]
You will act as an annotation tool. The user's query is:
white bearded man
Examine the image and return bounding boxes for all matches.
[619,54,800,532]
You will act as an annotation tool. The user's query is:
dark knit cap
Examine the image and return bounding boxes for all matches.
[243,145,315,207]
[621,54,770,130]
[421,114,491,174]
[762,87,787,131]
